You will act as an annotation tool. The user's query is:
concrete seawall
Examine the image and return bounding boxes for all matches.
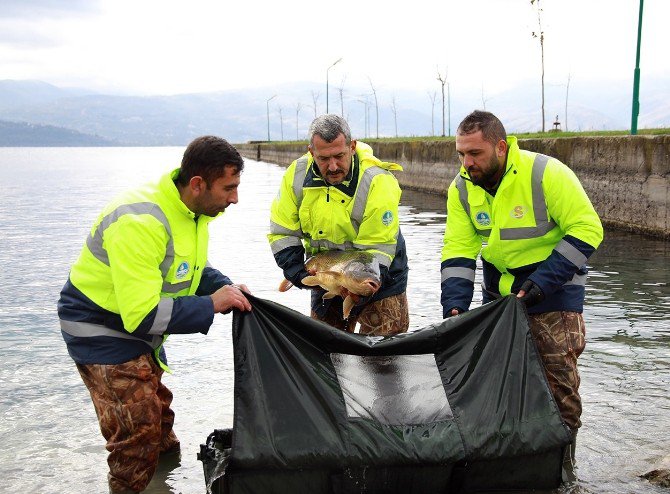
[236,135,670,239]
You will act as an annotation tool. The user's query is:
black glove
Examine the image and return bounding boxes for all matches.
[518,280,545,307]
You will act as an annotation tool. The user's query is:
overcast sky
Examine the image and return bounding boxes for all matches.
[0,0,667,97]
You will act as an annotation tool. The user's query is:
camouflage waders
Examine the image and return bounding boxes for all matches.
[527,311,586,431]
[311,292,409,336]
[76,353,180,493]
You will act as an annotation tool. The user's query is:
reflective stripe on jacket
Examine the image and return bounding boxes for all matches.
[58,169,230,367]
[441,136,603,315]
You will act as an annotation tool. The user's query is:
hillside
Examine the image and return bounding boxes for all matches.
[0,120,119,146]
[0,78,668,146]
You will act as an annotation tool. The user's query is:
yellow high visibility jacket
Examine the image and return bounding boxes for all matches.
[441,136,603,315]
[269,142,408,302]
[58,169,231,368]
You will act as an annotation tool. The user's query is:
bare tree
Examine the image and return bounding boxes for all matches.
[531,0,546,132]
[357,96,369,138]
[368,77,379,138]
[278,106,284,141]
[427,90,437,137]
[436,67,448,137]
[337,76,346,117]
[295,102,303,140]
[565,73,571,132]
[311,91,320,119]
[481,83,491,111]
[390,96,398,138]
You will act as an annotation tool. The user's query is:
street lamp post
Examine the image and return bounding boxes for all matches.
[631,0,644,135]
[266,94,277,142]
[326,58,342,113]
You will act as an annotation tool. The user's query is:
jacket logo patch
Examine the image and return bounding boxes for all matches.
[475,211,491,226]
[510,206,525,219]
[176,261,190,279]
[382,210,394,226]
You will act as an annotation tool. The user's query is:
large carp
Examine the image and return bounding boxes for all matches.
[279,250,381,319]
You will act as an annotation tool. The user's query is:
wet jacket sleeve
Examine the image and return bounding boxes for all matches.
[196,264,233,295]
[440,178,483,317]
[527,161,604,296]
[268,161,309,288]
[104,216,215,336]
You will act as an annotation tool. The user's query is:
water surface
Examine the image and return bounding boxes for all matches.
[0,147,667,493]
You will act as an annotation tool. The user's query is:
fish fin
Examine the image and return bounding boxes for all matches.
[301,275,320,287]
[278,279,293,292]
[343,296,356,320]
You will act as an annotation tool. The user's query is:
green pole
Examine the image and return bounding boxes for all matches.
[631,0,644,135]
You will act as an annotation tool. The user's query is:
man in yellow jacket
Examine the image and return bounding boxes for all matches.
[441,111,603,471]
[58,136,252,493]
[269,114,409,335]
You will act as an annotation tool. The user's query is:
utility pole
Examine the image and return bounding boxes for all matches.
[631,0,644,135]
[326,58,342,113]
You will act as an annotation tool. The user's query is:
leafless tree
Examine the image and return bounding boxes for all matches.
[427,90,437,137]
[278,106,284,141]
[565,73,571,132]
[481,83,491,111]
[311,91,320,119]
[531,0,546,132]
[295,102,303,140]
[436,67,449,137]
[368,77,379,138]
[390,96,398,138]
[337,76,346,117]
[357,96,370,138]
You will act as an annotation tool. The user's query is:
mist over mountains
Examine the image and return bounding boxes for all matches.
[0,77,667,146]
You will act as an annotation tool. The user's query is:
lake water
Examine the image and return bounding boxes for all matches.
[0,147,668,494]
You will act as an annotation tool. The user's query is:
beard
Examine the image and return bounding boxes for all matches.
[468,155,502,189]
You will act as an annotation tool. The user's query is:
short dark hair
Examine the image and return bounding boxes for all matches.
[457,110,507,146]
[175,136,244,187]
[308,114,352,146]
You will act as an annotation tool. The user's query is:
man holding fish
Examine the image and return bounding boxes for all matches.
[268,114,409,336]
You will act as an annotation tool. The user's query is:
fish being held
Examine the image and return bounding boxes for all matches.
[279,250,382,319]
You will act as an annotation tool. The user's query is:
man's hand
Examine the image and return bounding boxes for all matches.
[517,280,545,307]
[445,307,462,318]
[211,284,252,313]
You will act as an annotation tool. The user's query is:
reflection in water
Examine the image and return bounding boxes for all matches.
[0,150,667,494]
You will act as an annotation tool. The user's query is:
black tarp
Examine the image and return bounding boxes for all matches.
[200,295,572,493]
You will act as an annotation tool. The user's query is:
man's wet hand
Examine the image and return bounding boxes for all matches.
[211,284,252,313]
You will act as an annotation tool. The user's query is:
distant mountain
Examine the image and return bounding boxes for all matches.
[0,80,94,110]
[0,120,118,146]
[0,78,667,146]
